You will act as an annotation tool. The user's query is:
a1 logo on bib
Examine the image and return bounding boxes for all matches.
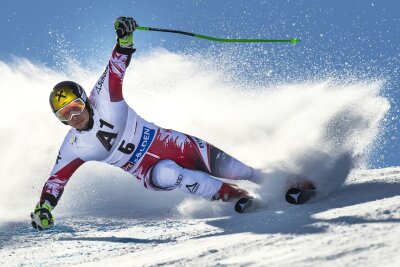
[96,119,118,151]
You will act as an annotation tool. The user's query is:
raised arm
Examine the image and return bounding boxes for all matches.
[91,17,137,102]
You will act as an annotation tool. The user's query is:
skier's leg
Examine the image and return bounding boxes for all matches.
[209,145,265,184]
[150,159,251,201]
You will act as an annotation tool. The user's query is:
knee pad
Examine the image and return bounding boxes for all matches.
[151,159,223,199]
[151,159,183,189]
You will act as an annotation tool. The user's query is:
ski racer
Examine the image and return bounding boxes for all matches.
[31,17,264,230]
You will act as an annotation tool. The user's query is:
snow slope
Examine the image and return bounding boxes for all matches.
[1,167,399,266]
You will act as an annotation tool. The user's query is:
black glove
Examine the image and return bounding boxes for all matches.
[114,17,137,38]
[114,17,137,55]
[31,202,55,231]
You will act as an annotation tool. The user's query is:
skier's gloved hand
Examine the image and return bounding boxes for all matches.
[114,16,137,38]
[30,202,55,231]
[114,17,137,48]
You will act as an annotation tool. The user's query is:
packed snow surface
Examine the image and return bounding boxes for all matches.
[0,50,397,266]
[1,168,399,266]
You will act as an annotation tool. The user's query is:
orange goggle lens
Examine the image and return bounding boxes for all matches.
[55,98,86,122]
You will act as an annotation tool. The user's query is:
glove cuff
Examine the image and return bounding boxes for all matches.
[118,33,134,48]
[115,44,136,55]
[35,201,53,213]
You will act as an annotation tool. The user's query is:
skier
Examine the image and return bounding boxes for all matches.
[31,17,264,231]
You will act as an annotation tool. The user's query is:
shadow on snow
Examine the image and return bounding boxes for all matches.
[58,236,173,244]
[200,180,400,237]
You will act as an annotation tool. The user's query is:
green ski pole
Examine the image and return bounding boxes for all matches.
[136,26,300,44]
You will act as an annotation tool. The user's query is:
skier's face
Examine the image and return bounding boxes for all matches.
[67,107,90,130]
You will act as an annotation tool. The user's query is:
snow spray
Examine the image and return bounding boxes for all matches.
[0,48,389,223]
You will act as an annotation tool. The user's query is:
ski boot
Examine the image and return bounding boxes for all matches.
[285,176,316,205]
[212,182,252,202]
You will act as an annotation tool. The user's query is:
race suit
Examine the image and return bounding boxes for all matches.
[40,45,255,208]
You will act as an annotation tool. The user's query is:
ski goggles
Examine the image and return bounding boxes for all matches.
[55,98,86,122]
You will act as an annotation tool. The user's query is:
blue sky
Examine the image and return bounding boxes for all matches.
[1,0,399,167]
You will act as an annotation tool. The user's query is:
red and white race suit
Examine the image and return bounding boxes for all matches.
[40,46,254,208]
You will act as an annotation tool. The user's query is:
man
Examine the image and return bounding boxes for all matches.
[31,17,263,231]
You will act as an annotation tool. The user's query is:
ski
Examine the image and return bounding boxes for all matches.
[235,186,317,213]
[234,197,263,213]
[285,188,316,205]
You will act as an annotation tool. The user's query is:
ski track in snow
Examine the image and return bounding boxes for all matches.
[1,167,399,267]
